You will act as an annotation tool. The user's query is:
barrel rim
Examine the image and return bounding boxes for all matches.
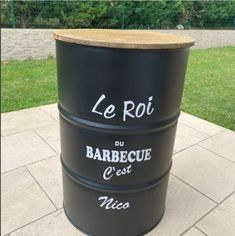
[54,29,195,49]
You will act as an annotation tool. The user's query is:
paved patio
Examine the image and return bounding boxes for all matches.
[2,104,235,236]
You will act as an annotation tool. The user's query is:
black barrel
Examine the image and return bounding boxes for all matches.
[54,29,194,236]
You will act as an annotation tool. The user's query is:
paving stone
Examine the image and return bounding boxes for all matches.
[199,130,235,163]
[174,123,208,153]
[40,103,59,121]
[10,209,84,236]
[197,193,235,236]
[179,112,224,136]
[34,123,60,154]
[182,227,206,236]
[146,175,215,236]
[1,130,56,173]
[27,156,62,209]
[1,167,56,235]
[1,107,55,136]
[172,145,235,203]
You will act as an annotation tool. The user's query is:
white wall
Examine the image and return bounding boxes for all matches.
[1,29,235,61]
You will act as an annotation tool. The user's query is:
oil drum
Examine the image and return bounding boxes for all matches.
[54,29,194,236]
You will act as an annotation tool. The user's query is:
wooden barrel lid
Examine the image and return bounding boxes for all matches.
[54,29,195,49]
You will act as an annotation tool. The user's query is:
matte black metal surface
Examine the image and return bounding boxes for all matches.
[62,166,169,236]
[55,41,190,236]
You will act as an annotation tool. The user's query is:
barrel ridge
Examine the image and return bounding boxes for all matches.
[61,155,172,193]
[58,103,180,134]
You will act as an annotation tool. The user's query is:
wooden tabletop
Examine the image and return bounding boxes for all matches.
[54,29,195,49]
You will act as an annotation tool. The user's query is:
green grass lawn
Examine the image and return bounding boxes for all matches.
[1,46,235,130]
[1,58,57,112]
[182,46,235,131]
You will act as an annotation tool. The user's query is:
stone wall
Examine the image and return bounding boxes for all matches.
[1,29,55,61]
[1,29,235,61]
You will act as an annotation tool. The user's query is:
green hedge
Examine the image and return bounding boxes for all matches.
[1,0,235,29]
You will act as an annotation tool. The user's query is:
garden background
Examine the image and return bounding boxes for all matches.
[2,0,235,29]
[1,0,235,131]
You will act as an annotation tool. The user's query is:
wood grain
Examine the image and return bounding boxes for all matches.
[54,29,195,49]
